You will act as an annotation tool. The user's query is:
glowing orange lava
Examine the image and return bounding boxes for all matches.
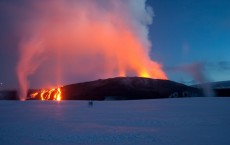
[30,87,62,101]
[139,70,150,78]
[16,0,168,100]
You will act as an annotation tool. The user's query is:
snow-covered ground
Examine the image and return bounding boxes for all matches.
[0,97,230,145]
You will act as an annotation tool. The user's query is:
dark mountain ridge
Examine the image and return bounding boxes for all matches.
[56,77,202,100]
[1,77,203,100]
[192,80,230,97]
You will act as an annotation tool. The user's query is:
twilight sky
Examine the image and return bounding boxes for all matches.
[147,0,230,83]
[0,0,230,90]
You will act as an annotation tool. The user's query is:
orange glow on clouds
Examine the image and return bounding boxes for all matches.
[17,0,167,100]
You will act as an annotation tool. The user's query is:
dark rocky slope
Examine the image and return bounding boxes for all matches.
[0,77,203,100]
[60,77,202,100]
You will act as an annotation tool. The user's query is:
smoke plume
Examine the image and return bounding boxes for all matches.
[167,63,215,97]
[16,0,167,100]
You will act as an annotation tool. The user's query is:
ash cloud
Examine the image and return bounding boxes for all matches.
[1,0,167,100]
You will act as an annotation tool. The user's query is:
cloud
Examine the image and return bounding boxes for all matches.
[1,0,168,100]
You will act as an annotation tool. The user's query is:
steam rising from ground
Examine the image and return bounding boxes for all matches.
[17,0,167,100]
[167,63,215,97]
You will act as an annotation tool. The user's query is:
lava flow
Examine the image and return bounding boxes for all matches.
[15,0,168,100]
[30,87,62,101]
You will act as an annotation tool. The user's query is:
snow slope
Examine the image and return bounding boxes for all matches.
[0,98,230,145]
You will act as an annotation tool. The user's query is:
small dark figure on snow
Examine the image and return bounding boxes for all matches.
[88,100,93,107]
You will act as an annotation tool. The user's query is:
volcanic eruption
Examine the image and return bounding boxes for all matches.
[16,0,168,100]
[30,87,62,101]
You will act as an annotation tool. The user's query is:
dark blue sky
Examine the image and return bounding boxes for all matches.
[147,0,230,83]
[0,0,230,89]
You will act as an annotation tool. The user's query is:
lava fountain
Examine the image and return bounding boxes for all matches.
[15,0,167,100]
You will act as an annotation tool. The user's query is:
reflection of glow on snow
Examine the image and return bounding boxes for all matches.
[0,97,229,144]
